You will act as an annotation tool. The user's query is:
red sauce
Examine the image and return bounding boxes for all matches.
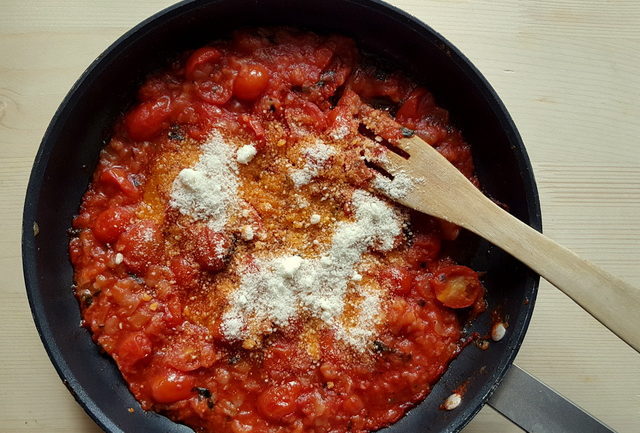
[70,28,485,433]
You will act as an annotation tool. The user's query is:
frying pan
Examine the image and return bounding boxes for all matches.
[21,0,583,432]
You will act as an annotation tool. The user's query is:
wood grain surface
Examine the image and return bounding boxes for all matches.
[1,1,638,432]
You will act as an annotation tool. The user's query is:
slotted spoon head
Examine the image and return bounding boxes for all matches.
[369,134,493,230]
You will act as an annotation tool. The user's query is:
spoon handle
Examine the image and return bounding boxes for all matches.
[464,193,640,353]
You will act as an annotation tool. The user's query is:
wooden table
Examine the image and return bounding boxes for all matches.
[1,1,638,432]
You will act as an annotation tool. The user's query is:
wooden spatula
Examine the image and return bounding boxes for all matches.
[371,134,640,353]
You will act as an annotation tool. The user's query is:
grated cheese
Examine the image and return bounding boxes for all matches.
[236,144,257,164]
[443,393,462,410]
[169,131,238,231]
[289,141,336,187]
[241,225,254,241]
[221,190,402,350]
[491,322,507,341]
[372,172,417,200]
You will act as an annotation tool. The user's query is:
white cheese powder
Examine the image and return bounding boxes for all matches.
[372,171,417,200]
[169,131,239,231]
[289,141,336,187]
[221,190,402,350]
[236,144,257,164]
[241,225,254,241]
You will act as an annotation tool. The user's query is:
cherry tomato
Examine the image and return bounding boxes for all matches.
[396,88,434,121]
[124,96,173,141]
[164,294,184,328]
[191,226,231,272]
[93,206,134,244]
[431,265,482,308]
[342,394,364,414]
[413,273,436,300]
[233,63,270,101]
[439,219,461,241]
[150,370,196,403]
[170,256,198,288]
[117,331,152,368]
[194,68,236,105]
[99,167,140,199]
[257,382,302,422]
[115,221,162,275]
[380,266,413,296]
[238,114,265,140]
[284,98,327,131]
[185,47,222,81]
[406,232,441,267]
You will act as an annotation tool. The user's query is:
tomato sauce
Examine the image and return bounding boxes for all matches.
[70,28,485,433]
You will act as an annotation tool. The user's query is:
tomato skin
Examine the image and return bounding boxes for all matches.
[93,206,134,244]
[194,69,236,105]
[117,331,152,368]
[191,227,231,272]
[396,88,434,121]
[125,96,173,141]
[233,63,270,101]
[257,382,302,423]
[115,221,162,275]
[431,265,483,308]
[170,256,198,288]
[380,266,413,296]
[185,47,222,81]
[439,219,461,241]
[284,97,327,132]
[150,370,196,403]
[406,232,441,267]
[99,167,140,199]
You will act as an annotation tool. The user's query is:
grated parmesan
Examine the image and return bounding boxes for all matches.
[221,189,402,350]
[289,141,336,187]
[241,225,254,241]
[373,171,417,200]
[169,131,239,231]
[236,144,257,164]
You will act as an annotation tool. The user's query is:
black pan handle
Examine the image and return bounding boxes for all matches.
[487,364,616,433]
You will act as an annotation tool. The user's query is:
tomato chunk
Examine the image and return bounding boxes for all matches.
[150,370,196,403]
[185,47,222,81]
[115,221,162,274]
[125,96,173,141]
[396,88,434,121]
[233,63,270,101]
[93,206,134,244]
[432,265,483,308]
[99,167,140,199]
[406,232,441,267]
[191,227,231,272]
[117,331,152,368]
[380,266,413,295]
[257,382,302,423]
[170,256,198,288]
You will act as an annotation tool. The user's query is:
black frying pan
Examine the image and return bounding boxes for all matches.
[22,1,541,432]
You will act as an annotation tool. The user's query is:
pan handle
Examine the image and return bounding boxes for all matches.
[487,364,616,433]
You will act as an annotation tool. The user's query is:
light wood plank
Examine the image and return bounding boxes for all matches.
[1,1,638,432]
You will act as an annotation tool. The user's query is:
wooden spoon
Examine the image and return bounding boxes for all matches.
[372,134,640,353]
